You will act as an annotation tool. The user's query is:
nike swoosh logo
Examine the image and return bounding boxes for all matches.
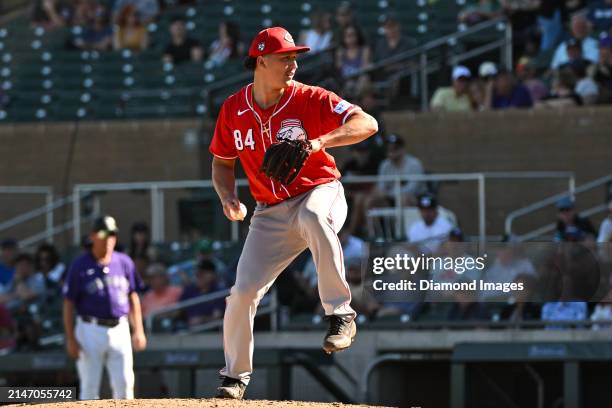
[237,109,249,116]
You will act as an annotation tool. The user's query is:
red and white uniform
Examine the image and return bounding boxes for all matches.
[209,80,361,204]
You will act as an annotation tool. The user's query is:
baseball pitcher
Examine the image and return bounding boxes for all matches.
[209,27,378,399]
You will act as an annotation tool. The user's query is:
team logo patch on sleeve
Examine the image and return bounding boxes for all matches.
[333,100,351,114]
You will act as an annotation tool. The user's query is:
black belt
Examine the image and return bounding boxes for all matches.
[80,315,121,327]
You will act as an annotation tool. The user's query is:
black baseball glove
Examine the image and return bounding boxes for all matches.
[260,139,312,186]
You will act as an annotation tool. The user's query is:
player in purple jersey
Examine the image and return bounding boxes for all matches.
[62,215,147,400]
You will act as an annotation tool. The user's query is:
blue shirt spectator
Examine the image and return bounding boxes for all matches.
[489,71,533,109]
[178,260,225,327]
[551,14,599,69]
[0,239,18,288]
[542,302,587,329]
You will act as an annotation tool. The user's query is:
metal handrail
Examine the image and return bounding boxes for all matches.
[505,174,612,238]
[345,17,509,80]
[0,194,72,233]
[145,287,278,334]
[514,203,609,242]
[144,288,229,333]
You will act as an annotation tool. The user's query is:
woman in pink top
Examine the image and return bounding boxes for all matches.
[141,263,182,319]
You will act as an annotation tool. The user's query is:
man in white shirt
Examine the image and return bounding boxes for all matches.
[374,134,425,206]
[407,194,454,253]
[550,14,599,69]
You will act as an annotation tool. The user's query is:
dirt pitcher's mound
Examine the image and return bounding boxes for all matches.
[10,398,389,407]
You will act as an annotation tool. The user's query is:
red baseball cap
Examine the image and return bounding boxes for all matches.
[248,27,310,57]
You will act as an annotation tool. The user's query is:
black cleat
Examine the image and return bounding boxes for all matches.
[216,376,247,399]
[322,315,357,354]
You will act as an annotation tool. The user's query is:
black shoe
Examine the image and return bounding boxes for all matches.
[322,315,357,354]
[216,376,247,399]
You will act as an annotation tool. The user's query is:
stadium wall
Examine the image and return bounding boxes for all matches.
[1,107,611,243]
[382,107,612,237]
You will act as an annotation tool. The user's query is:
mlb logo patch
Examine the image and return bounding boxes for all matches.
[333,100,351,114]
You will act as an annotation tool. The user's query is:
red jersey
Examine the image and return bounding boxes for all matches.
[209,81,361,205]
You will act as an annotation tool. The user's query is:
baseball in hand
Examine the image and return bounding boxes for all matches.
[230,203,248,221]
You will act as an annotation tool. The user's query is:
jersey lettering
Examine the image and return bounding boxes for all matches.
[233,129,255,151]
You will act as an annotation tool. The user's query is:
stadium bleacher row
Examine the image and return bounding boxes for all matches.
[0,0,471,122]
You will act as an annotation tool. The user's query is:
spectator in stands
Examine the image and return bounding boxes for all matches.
[34,243,65,293]
[333,1,355,45]
[335,24,371,99]
[597,201,612,242]
[129,253,149,294]
[516,57,549,102]
[140,263,182,319]
[299,231,366,295]
[588,0,612,34]
[372,15,417,97]
[551,14,599,69]
[299,10,333,53]
[554,196,597,241]
[537,67,583,107]
[129,222,150,260]
[30,0,73,29]
[179,260,225,327]
[541,301,588,328]
[447,283,487,321]
[72,0,99,27]
[341,143,382,237]
[162,16,204,65]
[373,15,417,68]
[407,194,455,253]
[206,21,244,68]
[73,6,113,51]
[113,5,148,51]
[458,0,501,25]
[426,228,482,302]
[592,36,612,103]
[0,303,16,352]
[346,258,379,319]
[481,237,536,300]
[559,38,594,72]
[499,274,541,321]
[430,66,474,112]
[0,239,17,292]
[485,70,533,109]
[569,58,600,105]
[364,134,425,212]
[112,0,158,24]
[470,61,498,110]
[0,254,46,310]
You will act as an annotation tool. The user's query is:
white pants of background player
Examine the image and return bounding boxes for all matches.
[75,316,134,399]
[220,180,357,385]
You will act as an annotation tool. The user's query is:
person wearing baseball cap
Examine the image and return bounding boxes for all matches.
[430,65,473,112]
[211,25,378,399]
[63,214,146,400]
[407,193,454,253]
[554,197,597,242]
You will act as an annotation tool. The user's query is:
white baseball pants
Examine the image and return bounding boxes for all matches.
[75,316,134,399]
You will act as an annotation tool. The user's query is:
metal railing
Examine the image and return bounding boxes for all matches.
[62,171,572,247]
[505,174,612,241]
[343,17,512,111]
[144,287,278,334]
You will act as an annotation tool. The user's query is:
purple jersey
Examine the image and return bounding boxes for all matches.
[63,251,140,319]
